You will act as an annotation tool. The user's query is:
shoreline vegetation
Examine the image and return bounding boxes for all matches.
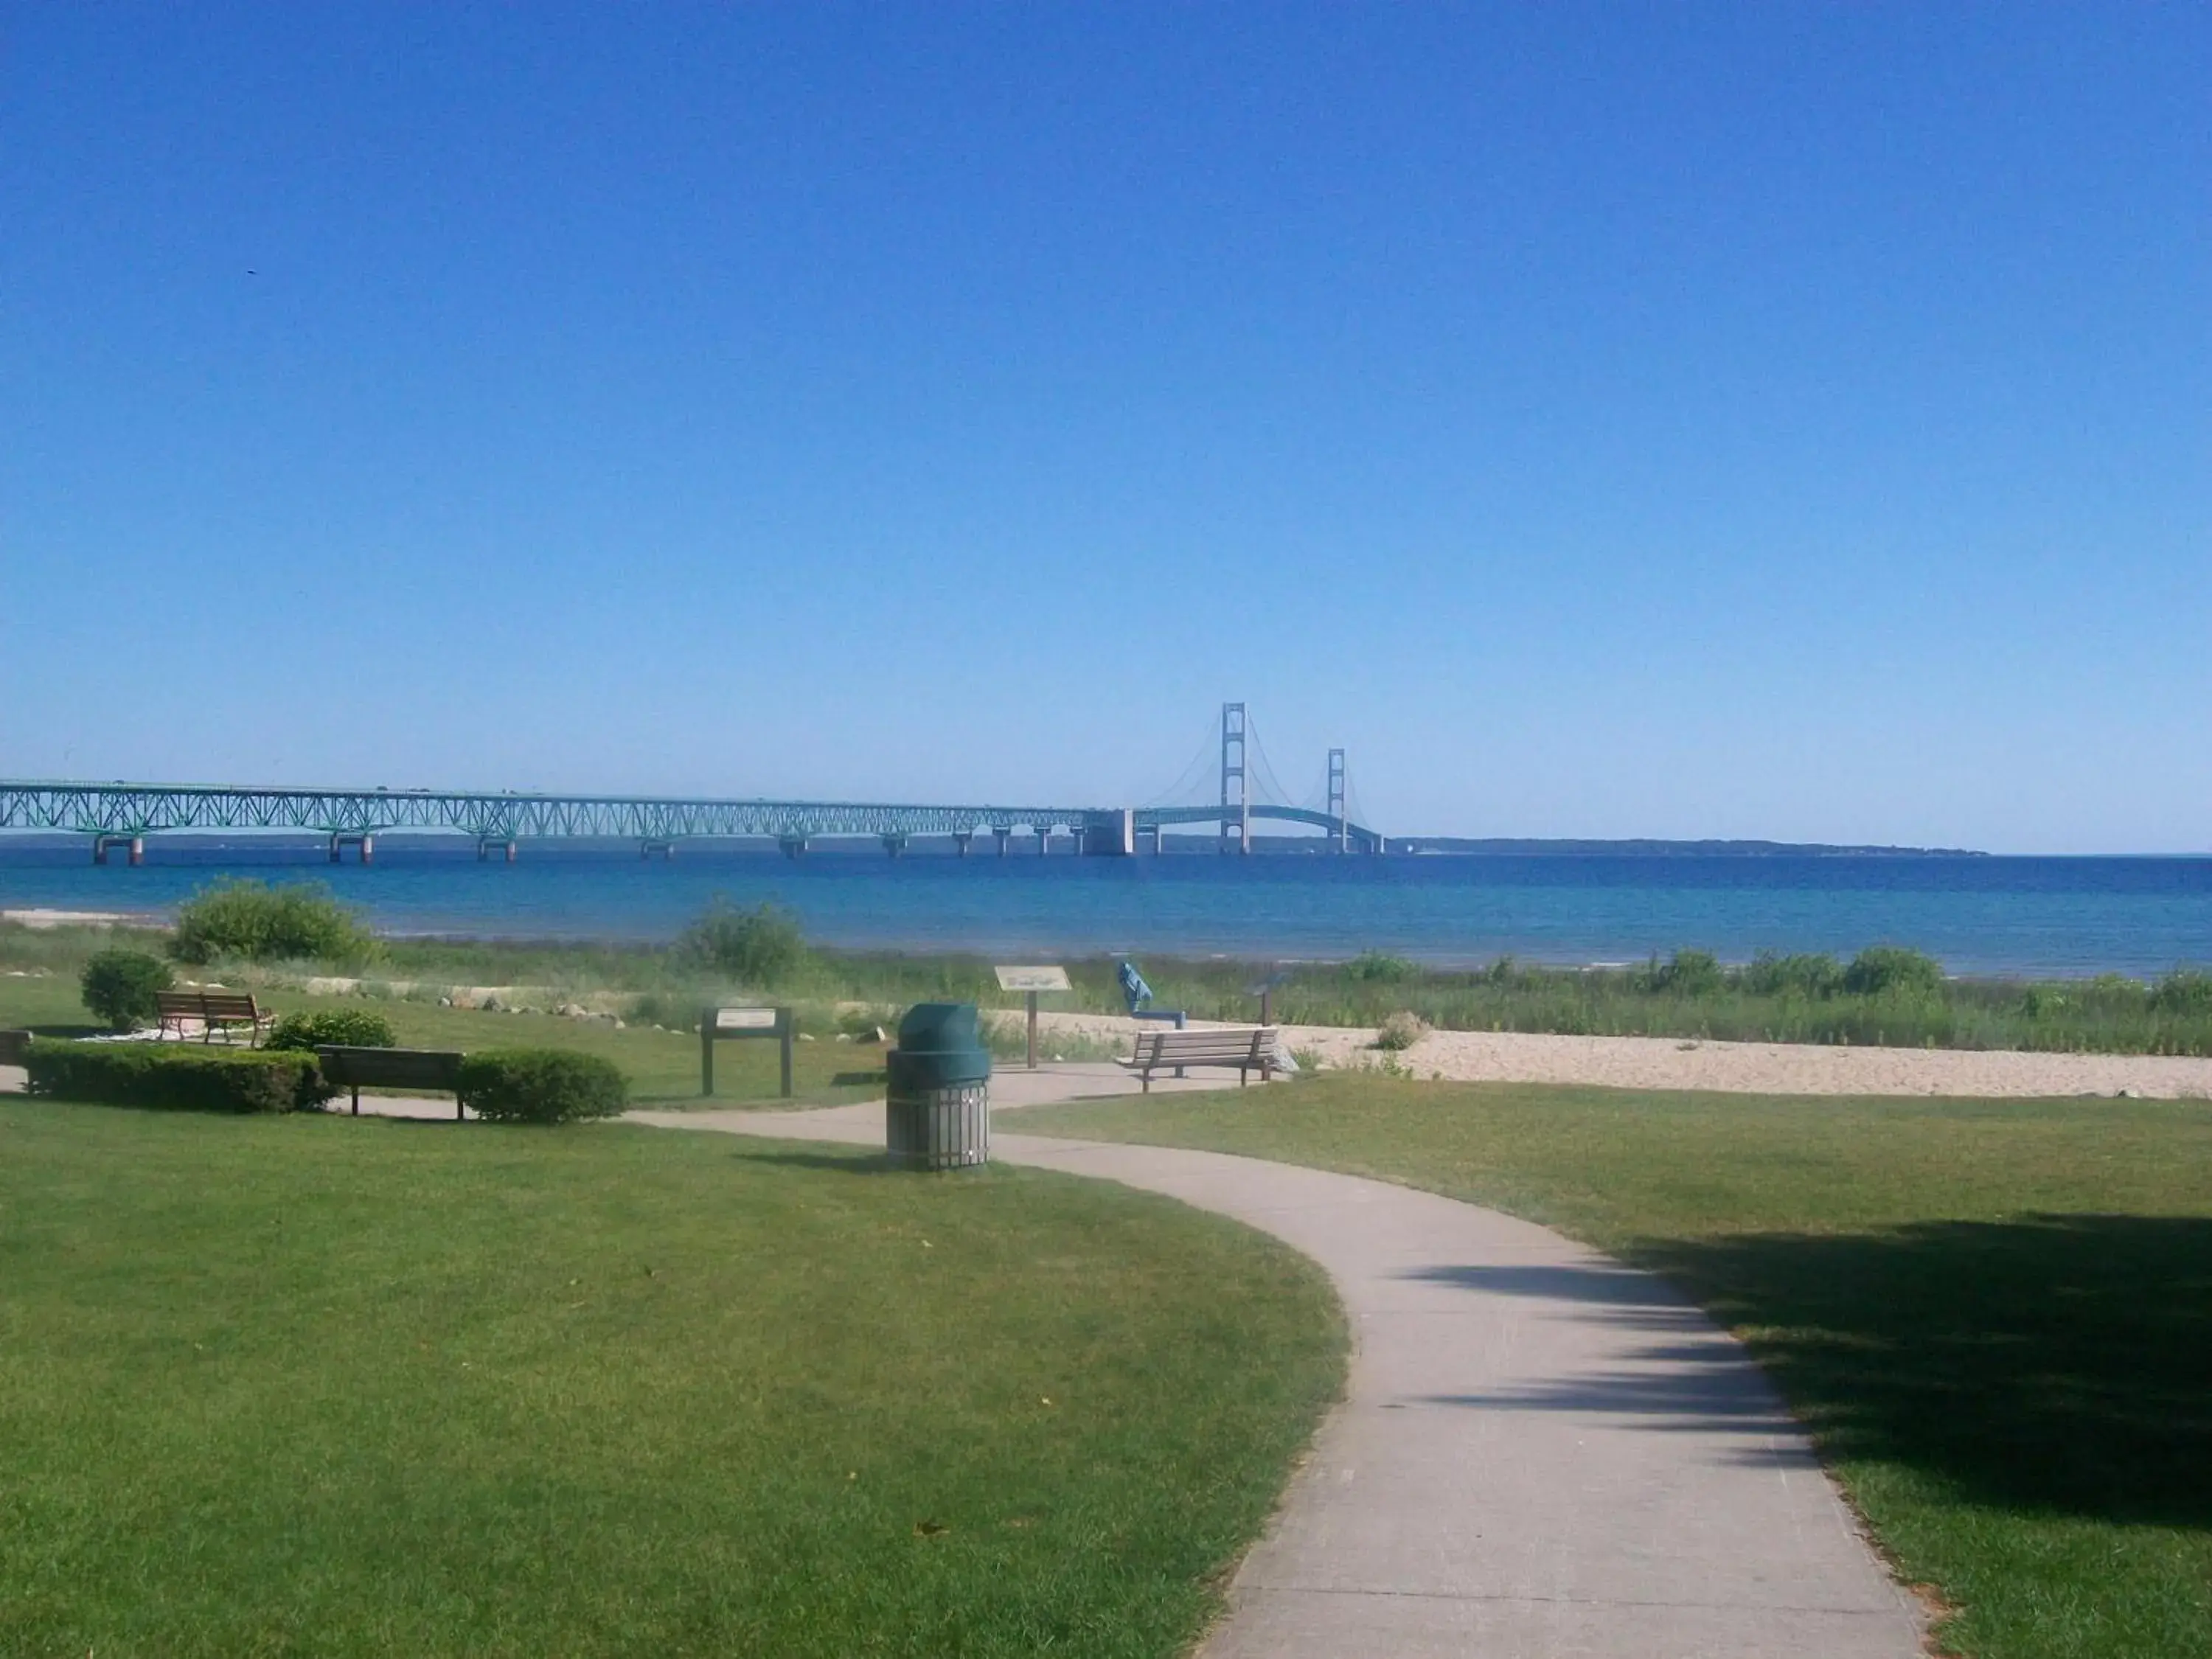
[3,880,2210,1059]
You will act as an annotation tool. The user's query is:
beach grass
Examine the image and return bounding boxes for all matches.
[0,1102,1343,1658]
[10,914,2211,1059]
[1006,1077,2212,1659]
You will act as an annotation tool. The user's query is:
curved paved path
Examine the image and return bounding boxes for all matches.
[635,1081,1926,1658]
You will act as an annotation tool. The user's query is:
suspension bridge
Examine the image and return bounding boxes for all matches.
[0,704,1385,863]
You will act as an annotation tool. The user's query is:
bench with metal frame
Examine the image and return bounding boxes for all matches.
[155,990,276,1045]
[1120,1026,1279,1093]
[316,1046,468,1119]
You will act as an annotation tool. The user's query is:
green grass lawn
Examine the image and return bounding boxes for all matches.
[0,1102,1343,1657]
[1007,1077,2212,1659]
[0,973,880,1107]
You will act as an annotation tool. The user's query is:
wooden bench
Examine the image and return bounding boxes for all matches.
[1121,1026,1279,1092]
[316,1046,468,1119]
[156,990,276,1045]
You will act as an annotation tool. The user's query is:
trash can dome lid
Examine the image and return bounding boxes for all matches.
[897,1001,984,1052]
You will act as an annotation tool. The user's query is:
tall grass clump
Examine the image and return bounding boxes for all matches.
[170,880,378,967]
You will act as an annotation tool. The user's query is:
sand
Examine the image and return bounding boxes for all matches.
[1030,1011,2212,1100]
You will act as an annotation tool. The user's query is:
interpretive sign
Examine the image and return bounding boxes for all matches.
[994,966,1071,1068]
[994,966,1071,992]
[701,1005,793,1098]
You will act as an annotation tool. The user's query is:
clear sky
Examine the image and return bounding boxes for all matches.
[2,4,2205,852]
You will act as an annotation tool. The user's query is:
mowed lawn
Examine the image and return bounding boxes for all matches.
[1009,1077,2212,1659]
[0,972,880,1106]
[0,1104,1343,1658]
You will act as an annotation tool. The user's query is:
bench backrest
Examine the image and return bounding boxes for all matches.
[316,1046,466,1091]
[198,992,264,1020]
[155,991,204,1015]
[1135,1026,1275,1063]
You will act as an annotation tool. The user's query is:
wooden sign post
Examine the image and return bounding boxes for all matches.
[701,1006,793,1098]
[994,965,1072,1069]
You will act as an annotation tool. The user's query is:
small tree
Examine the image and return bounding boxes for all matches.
[80,949,173,1032]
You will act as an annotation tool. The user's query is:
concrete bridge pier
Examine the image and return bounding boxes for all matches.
[329,833,374,865]
[640,840,676,860]
[91,835,145,866]
[882,832,908,858]
[478,838,518,863]
[778,833,810,860]
[953,831,973,857]
[992,827,1012,857]
[1080,809,1135,857]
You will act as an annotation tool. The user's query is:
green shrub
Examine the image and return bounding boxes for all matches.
[78,949,173,1032]
[171,879,378,966]
[1345,952,1417,984]
[266,1008,397,1052]
[23,1039,332,1113]
[1651,949,1724,996]
[459,1048,627,1124]
[1842,945,1945,998]
[1740,951,1843,998]
[2151,970,2212,1015]
[1374,1010,1429,1051]
[677,899,809,985]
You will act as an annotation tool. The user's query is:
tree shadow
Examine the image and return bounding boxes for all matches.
[1628,1216,2212,1528]
[1401,1261,1812,1452]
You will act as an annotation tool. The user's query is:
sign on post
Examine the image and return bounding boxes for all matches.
[994,965,1071,1070]
[702,1006,793,1098]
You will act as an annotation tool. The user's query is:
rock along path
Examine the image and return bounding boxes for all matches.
[633,1067,1927,1658]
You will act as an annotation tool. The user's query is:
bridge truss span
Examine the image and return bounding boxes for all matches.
[0,779,1382,860]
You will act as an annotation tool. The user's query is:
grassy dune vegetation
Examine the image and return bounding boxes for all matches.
[1009,1079,2212,1659]
[7,880,2212,1057]
[0,1103,1343,1658]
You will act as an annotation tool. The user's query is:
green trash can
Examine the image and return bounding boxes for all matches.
[886,1002,992,1169]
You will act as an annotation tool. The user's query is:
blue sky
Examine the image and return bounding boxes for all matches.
[2,4,2204,852]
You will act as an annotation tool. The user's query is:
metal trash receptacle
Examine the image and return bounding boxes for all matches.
[886,1002,992,1169]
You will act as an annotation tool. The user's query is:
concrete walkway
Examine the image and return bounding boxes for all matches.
[2,1061,1924,1653]
[633,1068,1927,1658]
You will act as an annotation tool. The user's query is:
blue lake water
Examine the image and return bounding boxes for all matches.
[2,841,2209,978]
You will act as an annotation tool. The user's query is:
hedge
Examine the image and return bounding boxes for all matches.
[266,1008,397,1052]
[459,1048,628,1124]
[23,1040,333,1114]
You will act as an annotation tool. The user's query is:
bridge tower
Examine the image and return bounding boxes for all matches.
[1327,748,1348,853]
[1220,702,1249,855]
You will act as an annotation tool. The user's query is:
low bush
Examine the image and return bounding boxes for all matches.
[79,950,173,1032]
[1651,949,1724,996]
[677,899,809,986]
[459,1048,627,1124]
[266,1008,397,1052]
[1741,951,1843,998]
[171,879,378,967]
[1374,1010,1430,1051]
[1842,945,1946,998]
[1346,951,1418,984]
[23,1040,332,1113]
[2152,970,2212,1015]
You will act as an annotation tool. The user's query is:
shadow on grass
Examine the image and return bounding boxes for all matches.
[728,1147,902,1176]
[1407,1217,2212,1528]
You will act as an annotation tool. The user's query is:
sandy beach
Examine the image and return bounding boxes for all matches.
[1029,1011,2212,1099]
